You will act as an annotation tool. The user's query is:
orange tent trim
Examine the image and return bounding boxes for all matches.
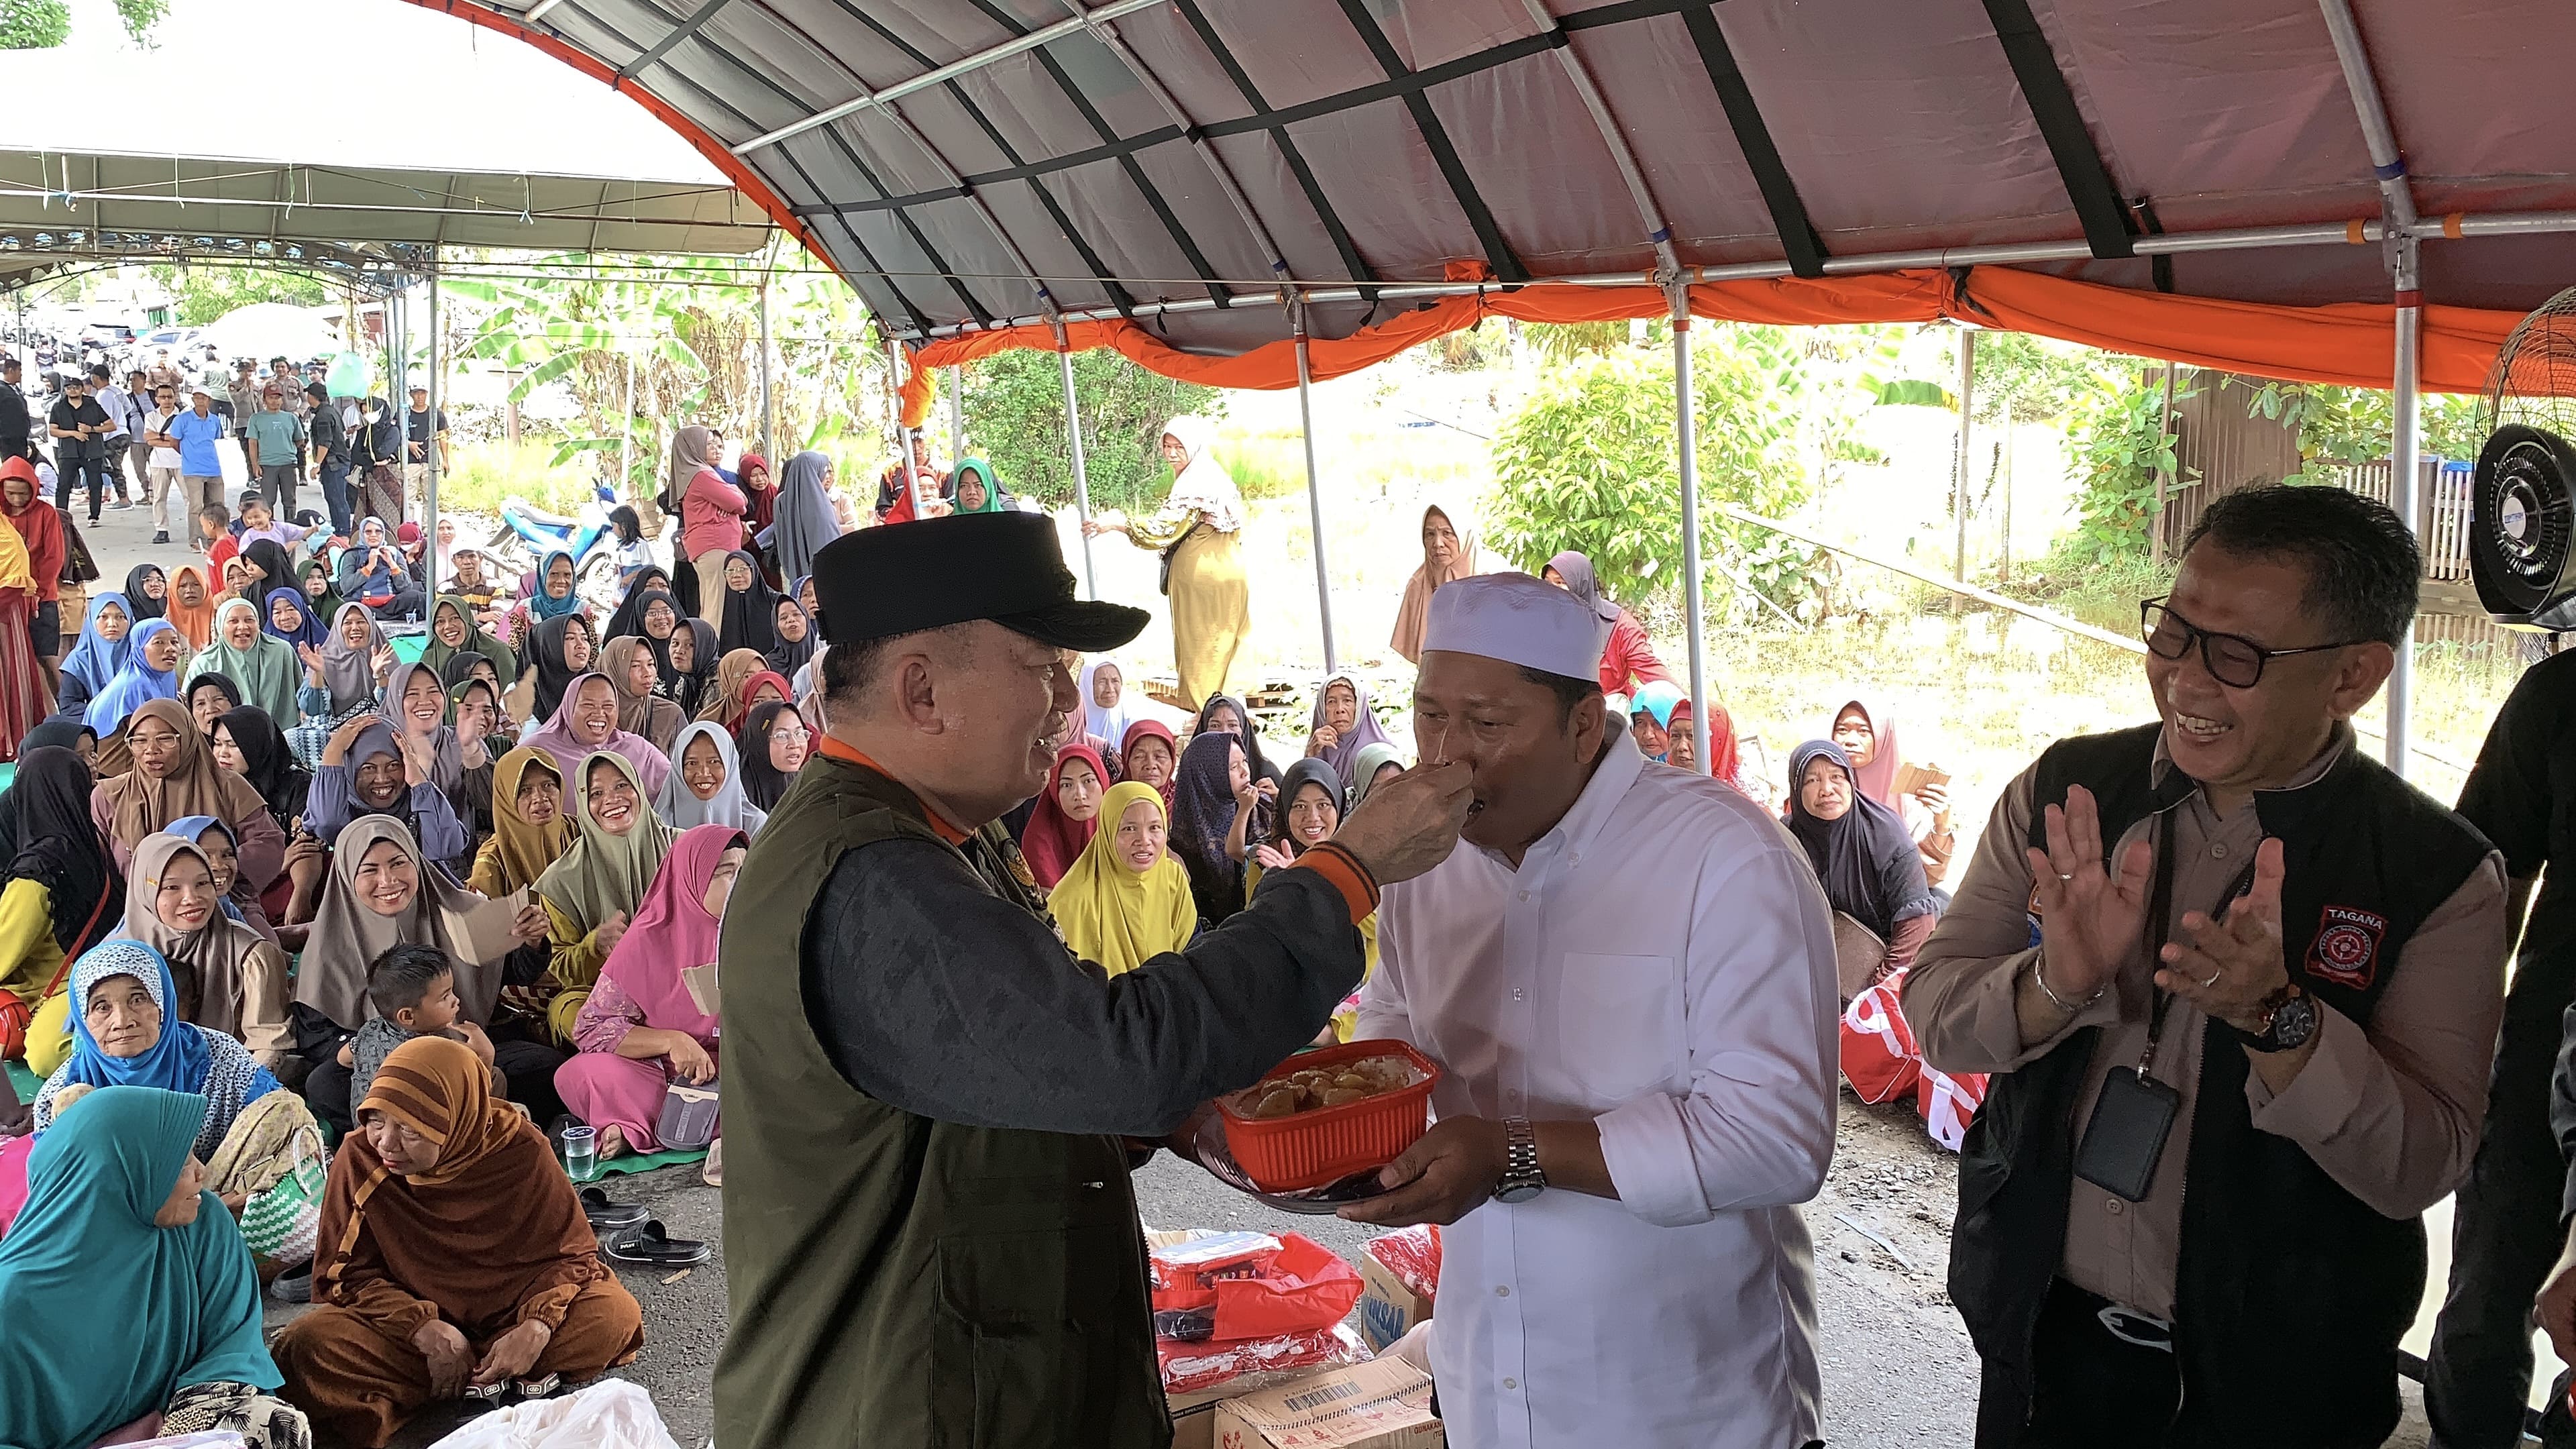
[896,266,2518,428]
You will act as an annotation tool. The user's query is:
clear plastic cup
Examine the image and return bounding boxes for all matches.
[561,1124,599,1183]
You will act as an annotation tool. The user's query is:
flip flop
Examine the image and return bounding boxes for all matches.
[604,1219,710,1268]
[515,1373,562,1401]
[700,1138,722,1187]
[270,1262,312,1304]
[579,1185,647,1231]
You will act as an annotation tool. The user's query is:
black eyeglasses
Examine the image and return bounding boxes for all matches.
[2139,599,2365,688]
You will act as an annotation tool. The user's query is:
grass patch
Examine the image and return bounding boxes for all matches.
[438,440,601,515]
[1216,431,1313,502]
[1999,541,2174,634]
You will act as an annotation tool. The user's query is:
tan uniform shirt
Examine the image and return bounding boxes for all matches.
[1902,727,2508,1320]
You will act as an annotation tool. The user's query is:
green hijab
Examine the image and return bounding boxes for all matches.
[185,597,301,724]
[533,750,677,933]
[421,594,518,687]
[950,458,1005,513]
[1345,741,1407,810]
[296,557,343,623]
[0,1085,281,1449]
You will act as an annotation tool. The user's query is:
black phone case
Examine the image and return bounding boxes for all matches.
[2074,1065,2181,1203]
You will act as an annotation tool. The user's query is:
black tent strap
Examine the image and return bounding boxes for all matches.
[1980,0,2135,260]
[616,0,736,80]
[1333,0,1526,284]
[1678,7,1828,280]
[1171,0,1379,297]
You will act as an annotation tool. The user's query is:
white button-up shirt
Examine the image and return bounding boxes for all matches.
[1360,734,1838,1449]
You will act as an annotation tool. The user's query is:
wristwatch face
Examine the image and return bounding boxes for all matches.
[2272,992,2320,1049]
[1493,1179,1544,1205]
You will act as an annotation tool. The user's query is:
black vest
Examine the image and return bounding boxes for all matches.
[1949,724,2491,1448]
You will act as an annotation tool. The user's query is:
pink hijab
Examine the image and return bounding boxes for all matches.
[1019,743,1107,890]
[1834,695,1904,809]
[594,822,741,1044]
[522,672,674,798]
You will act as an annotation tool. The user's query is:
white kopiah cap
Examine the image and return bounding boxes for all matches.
[1422,572,1610,683]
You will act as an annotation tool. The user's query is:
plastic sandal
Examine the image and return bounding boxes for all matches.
[579,1185,647,1230]
[604,1219,710,1267]
[515,1373,562,1400]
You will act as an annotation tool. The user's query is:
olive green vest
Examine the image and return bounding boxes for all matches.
[711,755,1169,1449]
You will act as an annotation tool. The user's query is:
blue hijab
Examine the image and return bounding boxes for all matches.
[1629,680,1685,761]
[529,549,584,621]
[58,590,136,694]
[0,1085,283,1449]
[34,940,279,1157]
[83,618,180,737]
[261,585,325,651]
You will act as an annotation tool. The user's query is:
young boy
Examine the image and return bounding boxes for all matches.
[339,943,504,1107]
[235,492,309,552]
[201,504,238,583]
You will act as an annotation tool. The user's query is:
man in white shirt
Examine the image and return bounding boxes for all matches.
[1348,572,1839,1449]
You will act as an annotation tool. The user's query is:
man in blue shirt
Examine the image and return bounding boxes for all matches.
[165,382,228,537]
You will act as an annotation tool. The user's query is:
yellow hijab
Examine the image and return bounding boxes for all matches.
[1048,782,1196,976]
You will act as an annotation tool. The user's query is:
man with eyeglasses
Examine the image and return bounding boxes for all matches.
[1902,483,2507,1448]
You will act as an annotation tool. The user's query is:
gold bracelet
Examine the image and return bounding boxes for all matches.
[2032,955,2104,1014]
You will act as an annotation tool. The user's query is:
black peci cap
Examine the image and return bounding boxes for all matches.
[810,511,1147,653]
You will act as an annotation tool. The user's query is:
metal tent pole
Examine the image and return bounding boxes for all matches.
[756,273,775,467]
[1057,340,1097,596]
[1672,310,1709,768]
[1952,327,1976,607]
[948,364,964,465]
[1293,320,1338,675]
[618,352,633,510]
[2152,363,2178,565]
[423,247,439,568]
[2387,235,2421,777]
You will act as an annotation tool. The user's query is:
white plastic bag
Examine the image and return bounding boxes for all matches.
[424,1379,680,1449]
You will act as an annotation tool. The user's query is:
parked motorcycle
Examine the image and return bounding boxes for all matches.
[490,480,625,610]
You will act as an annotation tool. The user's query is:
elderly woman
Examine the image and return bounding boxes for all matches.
[304,717,471,875]
[1120,719,1179,809]
[274,1036,643,1448]
[296,817,555,1134]
[533,753,676,1044]
[522,672,673,798]
[1303,673,1396,793]
[1085,415,1250,709]
[1048,782,1195,978]
[0,1085,312,1449]
[556,824,742,1157]
[655,721,766,835]
[0,747,121,1073]
[335,518,423,621]
[190,595,301,723]
[1786,739,1941,992]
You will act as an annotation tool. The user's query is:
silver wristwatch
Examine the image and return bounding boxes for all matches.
[1493,1117,1546,1203]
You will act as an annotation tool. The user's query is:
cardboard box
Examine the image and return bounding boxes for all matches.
[1356,1253,1434,1354]
[1170,1377,1262,1449]
[1213,1358,1444,1449]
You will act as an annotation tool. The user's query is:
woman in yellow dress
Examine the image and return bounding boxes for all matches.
[1085,415,1248,710]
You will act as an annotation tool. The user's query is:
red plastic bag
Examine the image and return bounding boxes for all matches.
[1364,1225,1441,1304]
[1918,1063,1989,1152]
[1840,971,1922,1104]
[1157,1322,1368,1395]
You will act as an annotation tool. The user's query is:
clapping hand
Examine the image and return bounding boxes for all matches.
[2023,785,2153,1009]
[2152,836,2288,1034]
[297,641,326,682]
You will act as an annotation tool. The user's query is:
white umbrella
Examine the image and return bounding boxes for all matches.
[195,303,343,366]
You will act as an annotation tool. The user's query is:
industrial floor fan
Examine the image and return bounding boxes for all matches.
[2472,288,2576,630]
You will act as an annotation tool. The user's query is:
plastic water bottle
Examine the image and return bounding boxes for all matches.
[562,1125,598,1183]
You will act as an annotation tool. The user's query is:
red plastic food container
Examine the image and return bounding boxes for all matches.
[1218,1040,1442,1193]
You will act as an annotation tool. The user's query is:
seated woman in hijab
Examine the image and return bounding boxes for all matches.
[237,539,297,614]
[0,1084,313,1449]
[304,718,470,877]
[533,753,676,1045]
[1169,731,1256,928]
[32,941,317,1214]
[1543,549,1672,696]
[1302,673,1396,793]
[1786,739,1941,991]
[273,1036,643,1449]
[467,749,579,1046]
[335,519,423,621]
[1077,657,1141,770]
[382,659,492,845]
[125,561,170,622]
[163,563,217,652]
[604,578,676,654]
[1246,759,1379,1043]
[1828,695,1956,888]
[91,697,287,885]
[656,721,765,836]
[657,616,717,718]
[0,747,120,1072]
[712,549,781,659]
[522,672,672,798]
[1666,696,1771,807]
[602,637,685,752]
[211,706,322,926]
[1193,691,1279,788]
[420,595,516,692]
[119,828,295,1074]
[1048,782,1195,978]
[737,699,810,813]
[511,612,596,731]
[85,616,186,773]
[1018,743,1107,890]
[1120,719,1179,809]
[441,650,516,741]
[556,823,742,1159]
[765,595,817,681]
[191,596,300,724]
[184,670,243,737]
[294,557,343,628]
[295,818,555,1134]
[263,584,326,657]
[53,590,134,718]
[286,602,390,767]
[695,646,766,731]
[514,549,585,645]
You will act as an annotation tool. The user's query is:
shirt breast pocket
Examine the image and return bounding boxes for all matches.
[1555,953,1683,1103]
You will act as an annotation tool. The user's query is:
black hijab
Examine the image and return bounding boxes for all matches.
[604,571,674,643]
[658,617,718,716]
[1169,731,1251,926]
[183,672,242,724]
[1784,739,1937,943]
[1193,694,1279,788]
[121,563,167,620]
[239,539,296,600]
[17,717,92,758]
[3,746,121,954]
[215,704,311,829]
[527,612,592,722]
[714,549,782,657]
[765,596,816,678]
[739,699,801,811]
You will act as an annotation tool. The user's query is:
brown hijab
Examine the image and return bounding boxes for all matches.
[1389,500,1481,665]
[696,647,764,725]
[601,636,685,751]
[122,831,270,1040]
[471,747,574,897]
[315,1036,616,1337]
[96,698,268,853]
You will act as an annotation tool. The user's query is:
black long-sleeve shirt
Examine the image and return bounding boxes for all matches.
[804,837,1366,1138]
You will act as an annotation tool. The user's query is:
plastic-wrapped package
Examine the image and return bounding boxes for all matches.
[1150,1232,1358,1342]
[1364,1224,1441,1304]
[1157,1322,1371,1396]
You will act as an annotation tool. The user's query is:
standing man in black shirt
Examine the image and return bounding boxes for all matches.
[2430,647,2576,1446]
[0,356,29,462]
[47,372,110,523]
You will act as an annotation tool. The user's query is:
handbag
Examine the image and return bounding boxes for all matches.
[239,1135,327,1265]
[654,1081,720,1151]
[1158,521,1201,596]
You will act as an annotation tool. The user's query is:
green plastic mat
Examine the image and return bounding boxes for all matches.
[570,1145,709,1178]
[5,1061,36,1102]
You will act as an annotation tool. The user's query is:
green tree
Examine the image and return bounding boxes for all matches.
[1485,328,1821,622]
[114,0,164,45]
[0,0,68,48]
[959,350,1219,513]
[2064,374,2192,564]
[145,265,327,326]
[2243,380,2488,476]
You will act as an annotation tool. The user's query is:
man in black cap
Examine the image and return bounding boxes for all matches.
[714,511,1474,1449]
